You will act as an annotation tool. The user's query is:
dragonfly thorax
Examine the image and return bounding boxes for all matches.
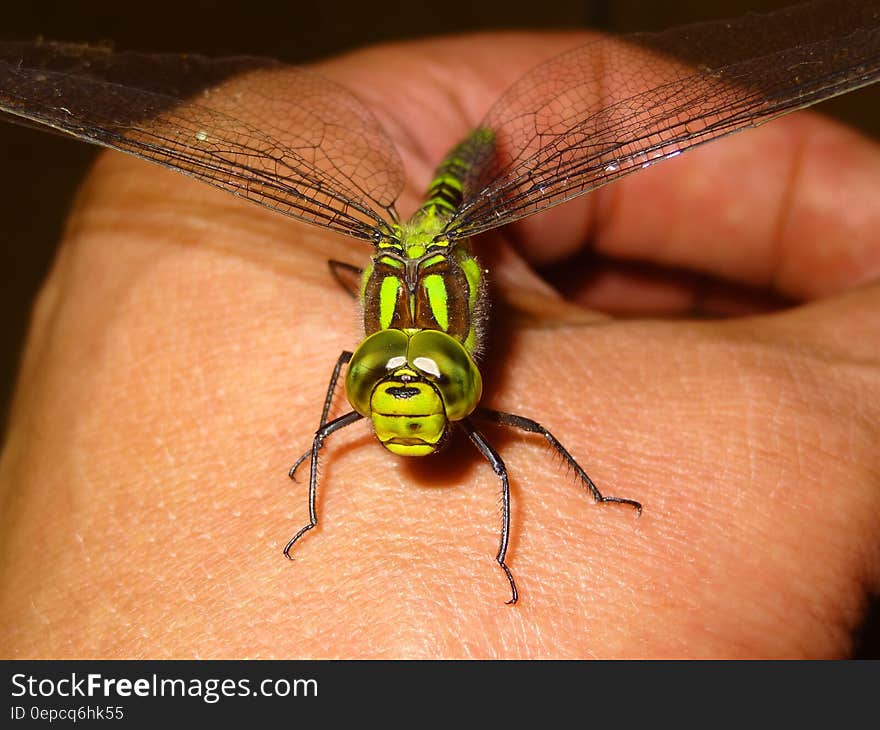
[345,329,482,456]
[362,234,484,353]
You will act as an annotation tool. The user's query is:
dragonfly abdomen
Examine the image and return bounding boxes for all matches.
[416,126,495,220]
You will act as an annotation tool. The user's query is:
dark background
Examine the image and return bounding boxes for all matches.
[0,0,877,656]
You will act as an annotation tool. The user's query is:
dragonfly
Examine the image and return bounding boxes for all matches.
[0,0,877,604]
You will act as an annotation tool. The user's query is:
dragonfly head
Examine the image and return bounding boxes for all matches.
[346,329,482,456]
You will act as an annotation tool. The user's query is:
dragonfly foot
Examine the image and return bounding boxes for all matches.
[499,560,518,605]
[599,496,642,517]
[283,522,316,559]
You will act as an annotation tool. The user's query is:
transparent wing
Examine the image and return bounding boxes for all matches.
[0,41,404,241]
[446,0,880,240]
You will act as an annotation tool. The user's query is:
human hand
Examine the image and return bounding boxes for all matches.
[1,33,878,658]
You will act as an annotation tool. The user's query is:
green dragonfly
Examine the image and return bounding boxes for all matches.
[0,0,877,603]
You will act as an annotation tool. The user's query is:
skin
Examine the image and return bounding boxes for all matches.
[0,33,879,659]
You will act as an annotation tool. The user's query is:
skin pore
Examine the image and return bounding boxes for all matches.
[0,33,879,658]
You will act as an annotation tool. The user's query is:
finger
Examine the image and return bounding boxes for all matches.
[583,114,880,302]
[544,254,794,317]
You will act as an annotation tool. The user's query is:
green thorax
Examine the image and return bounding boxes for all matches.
[360,128,494,356]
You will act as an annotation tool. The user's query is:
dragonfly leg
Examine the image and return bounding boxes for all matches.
[289,350,353,481]
[460,419,518,605]
[284,410,363,559]
[474,407,642,515]
[327,259,363,299]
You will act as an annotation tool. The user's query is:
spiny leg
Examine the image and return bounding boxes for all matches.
[460,419,518,605]
[284,410,363,558]
[290,350,353,480]
[474,407,641,515]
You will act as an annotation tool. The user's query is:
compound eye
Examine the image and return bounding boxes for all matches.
[408,330,481,421]
[345,330,409,416]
